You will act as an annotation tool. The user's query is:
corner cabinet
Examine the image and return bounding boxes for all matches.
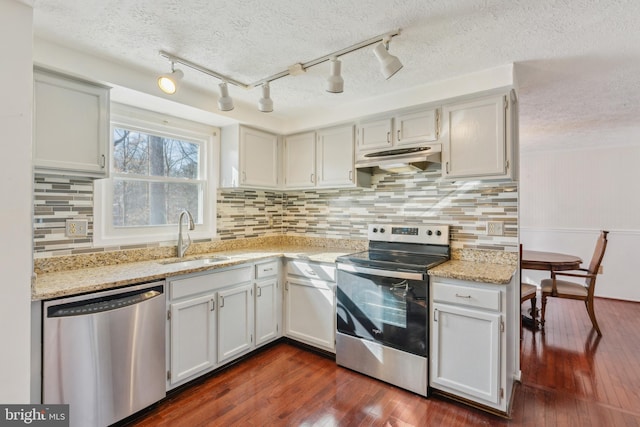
[33,68,110,177]
[283,124,355,189]
[430,277,514,414]
[441,92,517,180]
[284,260,336,352]
[220,125,279,189]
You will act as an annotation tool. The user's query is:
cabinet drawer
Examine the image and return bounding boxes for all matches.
[432,282,500,311]
[256,260,278,278]
[287,261,336,282]
[170,266,252,300]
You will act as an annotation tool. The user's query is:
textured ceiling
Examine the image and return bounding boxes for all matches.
[32,0,640,150]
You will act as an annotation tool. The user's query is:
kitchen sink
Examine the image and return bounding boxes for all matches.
[158,255,229,267]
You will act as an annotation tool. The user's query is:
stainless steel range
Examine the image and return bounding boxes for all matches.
[336,223,450,396]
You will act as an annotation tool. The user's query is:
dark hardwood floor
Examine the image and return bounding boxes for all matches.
[126,297,640,426]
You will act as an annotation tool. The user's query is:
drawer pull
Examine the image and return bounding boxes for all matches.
[257,286,262,297]
[455,294,472,299]
[263,268,273,272]
[306,269,317,276]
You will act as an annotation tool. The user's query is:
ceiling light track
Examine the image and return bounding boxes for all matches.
[157,29,402,112]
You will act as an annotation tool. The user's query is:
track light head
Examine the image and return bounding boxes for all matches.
[157,63,184,94]
[373,39,403,80]
[217,82,234,111]
[258,82,273,113]
[326,57,344,93]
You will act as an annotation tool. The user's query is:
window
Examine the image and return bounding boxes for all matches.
[94,104,218,245]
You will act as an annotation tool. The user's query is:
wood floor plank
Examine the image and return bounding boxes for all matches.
[124,297,640,427]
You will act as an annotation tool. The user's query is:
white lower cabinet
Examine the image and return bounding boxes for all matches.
[430,278,510,412]
[167,262,281,390]
[169,293,216,385]
[285,261,336,352]
[254,259,281,347]
[217,283,254,364]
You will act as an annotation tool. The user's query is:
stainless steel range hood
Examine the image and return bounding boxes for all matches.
[355,144,442,173]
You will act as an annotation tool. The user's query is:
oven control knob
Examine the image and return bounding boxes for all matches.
[372,227,378,233]
[436,230,442,236]
[380,228,386,233]
[427,230,433,236]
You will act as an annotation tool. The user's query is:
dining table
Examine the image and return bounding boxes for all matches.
[520,249,583,329]
[521,250,583,272]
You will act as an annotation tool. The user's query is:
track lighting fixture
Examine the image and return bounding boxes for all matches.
[326,57,344,93]
[258,82,273,113]
[217,82,234,111]
[373,37,403,79]
[157,29,401,112]
[157,62,183,95]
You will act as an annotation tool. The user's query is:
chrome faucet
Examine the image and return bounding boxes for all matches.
[177,209,195,258]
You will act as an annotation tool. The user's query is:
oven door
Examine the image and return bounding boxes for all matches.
[336,263,428,356]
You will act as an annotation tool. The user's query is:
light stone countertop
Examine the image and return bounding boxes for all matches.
[32,246,353,300]
[428,260,516,285]
[33,240,517,300]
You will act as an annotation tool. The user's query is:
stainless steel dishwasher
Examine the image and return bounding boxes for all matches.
[43,281,166,427]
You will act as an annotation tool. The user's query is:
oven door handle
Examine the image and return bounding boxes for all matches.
[337,263,425,281]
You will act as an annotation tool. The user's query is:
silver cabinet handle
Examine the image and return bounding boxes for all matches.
[306,269,317,276]
[310,173,314,183]
[210,299,215,311]
[100,154,106,168]
[455,294,472,299]
[386,131,390,143]
[349,170,353,181]
[397,130,401,141]
[242,171,246,183]
[445,162,450,174]
[434,308,438,322]
[219,295,225,308]
[263,267,273,272]
[257,286,262,297]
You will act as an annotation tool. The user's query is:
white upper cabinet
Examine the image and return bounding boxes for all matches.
[33,68,110,176]
[316,124,355,188]
[441,93,514,180]
[284,132,316,188]
[394,109,439,145]
[284,124,355,189]
[220,125,279,189]
[357,108,440,158]
[357,118,393,151]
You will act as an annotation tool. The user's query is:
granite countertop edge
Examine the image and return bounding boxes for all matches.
[32,246,351,301]
[428,260,517,285]
[33,246,518,300]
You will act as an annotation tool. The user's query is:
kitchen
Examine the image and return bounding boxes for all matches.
[3,0,640,425]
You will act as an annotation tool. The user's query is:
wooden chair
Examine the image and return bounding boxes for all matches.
[520,244,538,328]
[540,231,609,336]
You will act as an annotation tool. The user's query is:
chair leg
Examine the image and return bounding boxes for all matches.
[585,299,602,336]
[530,296,538,328]
[540,295,547,331]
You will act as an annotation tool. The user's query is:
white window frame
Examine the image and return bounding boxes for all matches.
[94,103,219,246]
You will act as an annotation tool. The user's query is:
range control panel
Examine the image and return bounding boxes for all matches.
[367,224,450,245]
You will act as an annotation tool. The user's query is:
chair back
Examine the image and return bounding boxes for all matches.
[585,230,609,290]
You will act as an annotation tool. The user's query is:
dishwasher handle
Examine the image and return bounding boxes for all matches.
[47,285,164,318]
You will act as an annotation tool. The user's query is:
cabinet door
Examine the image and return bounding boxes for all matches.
[284,132,316,188]
[358,118,393,152]
[442,95,507,179]
[169,294,216,385]
[431,302,501,404]
[255,278,279,346]
[285,277,335,352]
[316,125,355,187]
[34,70,109,176]
[239,127,279,188]
[218,283,254,363]
[395,109,439,145]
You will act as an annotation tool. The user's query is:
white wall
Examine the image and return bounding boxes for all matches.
[520,144,640,301]
[0,0,33,402]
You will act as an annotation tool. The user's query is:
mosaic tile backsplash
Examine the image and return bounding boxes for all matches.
[33,170,518,258]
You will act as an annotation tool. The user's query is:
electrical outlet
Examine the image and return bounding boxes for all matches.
[66,219,88,237]
[487,221,504,236]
